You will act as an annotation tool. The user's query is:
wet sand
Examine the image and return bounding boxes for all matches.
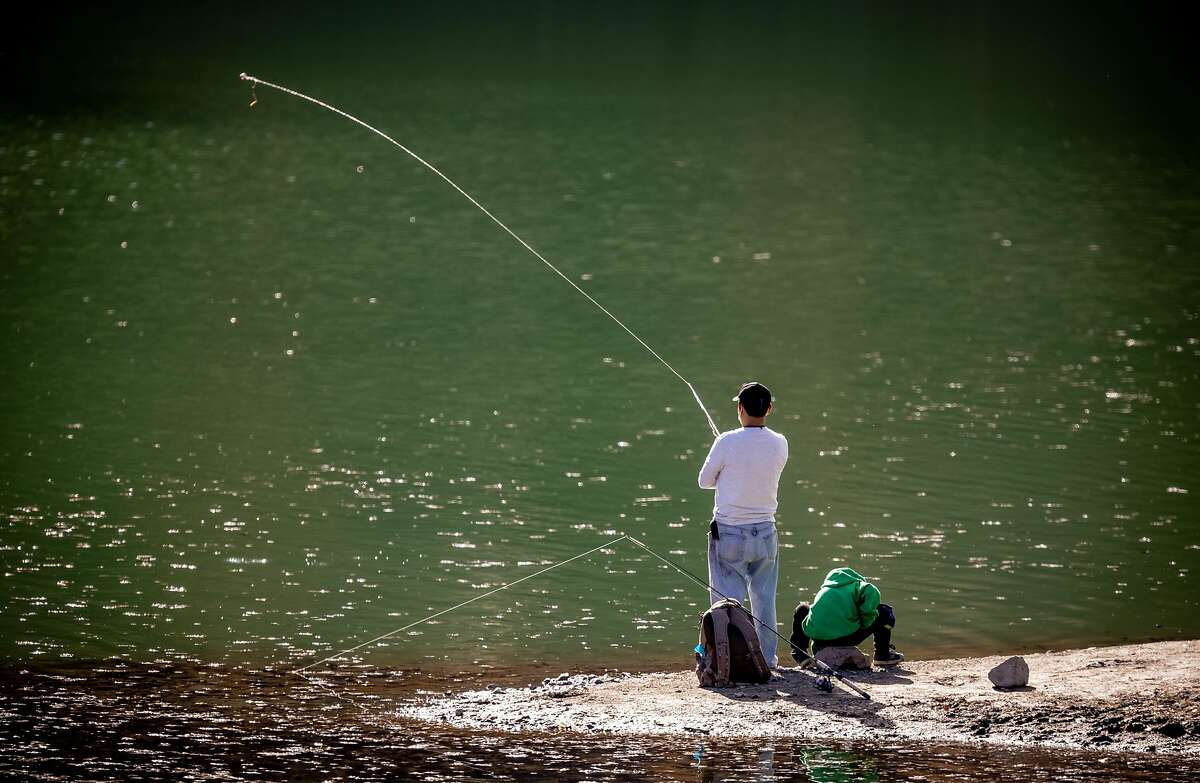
[399,639,1200,755]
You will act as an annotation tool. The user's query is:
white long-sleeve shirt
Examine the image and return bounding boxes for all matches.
[697,426,789,525]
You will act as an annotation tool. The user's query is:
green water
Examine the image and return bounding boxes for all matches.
[3,4,1198,674]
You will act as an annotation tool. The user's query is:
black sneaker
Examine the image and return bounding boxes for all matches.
[795,656,817,671]
[874,646,905,666]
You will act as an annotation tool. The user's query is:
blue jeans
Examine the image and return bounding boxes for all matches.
[707,520,780,667]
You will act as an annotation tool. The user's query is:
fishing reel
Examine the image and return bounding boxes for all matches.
[814,675,834,693]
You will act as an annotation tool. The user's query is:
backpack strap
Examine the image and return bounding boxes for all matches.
[728,604,772,683]
[696,614,716,687]
[712,604,733,686]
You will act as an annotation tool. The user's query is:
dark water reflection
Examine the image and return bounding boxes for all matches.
[2,661,1198,782]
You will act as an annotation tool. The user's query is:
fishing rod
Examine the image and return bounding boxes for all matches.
[239,76,868,700]
[625,537,872,700]
[238,73,720,439]
[292,533,871,700]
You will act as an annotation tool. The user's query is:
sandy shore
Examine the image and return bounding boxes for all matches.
[398,639,1200,755]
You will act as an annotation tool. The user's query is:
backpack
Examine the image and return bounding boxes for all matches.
[695,598,771,687]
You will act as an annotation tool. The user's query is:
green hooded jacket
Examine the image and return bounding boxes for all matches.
[800,567,881,641]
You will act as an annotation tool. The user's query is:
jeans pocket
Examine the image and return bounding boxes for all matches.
[759,527,777,561]
[717,531,746,563]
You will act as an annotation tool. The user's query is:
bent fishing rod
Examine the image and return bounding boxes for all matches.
[239,76,870,700]
[238,73,720,439]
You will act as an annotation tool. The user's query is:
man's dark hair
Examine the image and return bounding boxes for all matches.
[734,382,772,418]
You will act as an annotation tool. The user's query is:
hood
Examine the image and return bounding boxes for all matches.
[821,567,867,589]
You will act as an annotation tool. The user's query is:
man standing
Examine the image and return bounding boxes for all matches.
[697,381,789,667]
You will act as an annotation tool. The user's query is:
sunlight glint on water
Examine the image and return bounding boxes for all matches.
[2,1,1197,684]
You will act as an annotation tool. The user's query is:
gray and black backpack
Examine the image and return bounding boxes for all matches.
[695,598,771,687]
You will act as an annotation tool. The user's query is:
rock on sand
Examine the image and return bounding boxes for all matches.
[988,655,1030,689]
[814,645,871,670]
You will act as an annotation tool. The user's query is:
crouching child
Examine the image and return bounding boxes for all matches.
[790,567,904,667]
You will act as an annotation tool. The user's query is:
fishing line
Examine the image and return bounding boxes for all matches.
[236,75,861,702]
[627,534,788,648]
[290,532,870,699]
[239,73,720,438]
[288,538,629,715]
[291,535,629,674]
